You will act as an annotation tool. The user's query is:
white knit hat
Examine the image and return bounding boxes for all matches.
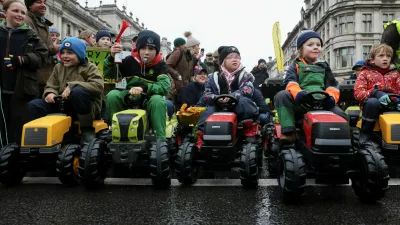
[184,31,200,48]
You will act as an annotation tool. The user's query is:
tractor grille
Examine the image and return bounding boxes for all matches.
[24,128,47,145]
[391,124,400,141]
[116,114,137,142]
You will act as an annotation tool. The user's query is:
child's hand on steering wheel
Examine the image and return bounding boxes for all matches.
[218,97,230,103]
[129,87,143,96]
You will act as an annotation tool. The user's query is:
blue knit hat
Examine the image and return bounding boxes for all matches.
[296,29,323,49]
[49,27,60,36]
[60,37,87,64]
[136,30,161,54]
[96,30,111,42]
[352,60,365,70]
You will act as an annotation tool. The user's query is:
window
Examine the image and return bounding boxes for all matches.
[320,27,325,42]
[318,7,322,19]
[335,14,354,35]
[327,51,331,66]
[67,24,71,36]
[335,47,354,68]
[326,22,330,39]
[383,13,395,24]
[315,12,318,24]
[363,45,372,60]
[363,14,372,32]
[78,30,81,34]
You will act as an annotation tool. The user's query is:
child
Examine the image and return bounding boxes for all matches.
[348,60,364,80]
[196,46,270,149]
[354,43,400,144]
[274,30,348,144]
[0,0,47,146]
[176,67,208,110]
[27,37,104,145]
[104,30,171,142]
[96,30,112,49]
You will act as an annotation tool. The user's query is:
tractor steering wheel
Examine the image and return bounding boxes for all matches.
[300,91,330,111]
[214,94,238,112]
[53,95,65,113]
[124,93,148,109]
[387,93,400,111]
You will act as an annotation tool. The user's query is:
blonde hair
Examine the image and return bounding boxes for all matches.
[3,0,26,11]
[78,30,94,40]
[296,46,304,59]
[370,43,393,59]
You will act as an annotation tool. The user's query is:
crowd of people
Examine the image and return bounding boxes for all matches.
[1,0,400,151]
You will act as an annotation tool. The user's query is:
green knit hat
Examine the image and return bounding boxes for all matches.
[174,37,186,48]
[25,0,35,7]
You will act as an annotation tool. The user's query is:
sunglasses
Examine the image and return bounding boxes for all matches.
[206,55,212,57]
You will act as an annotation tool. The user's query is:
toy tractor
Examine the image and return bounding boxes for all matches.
[0,96,109,186]
[351,94,400,176]
[175,94,263,188]
[266,91,389,203]
[82,93,172,189]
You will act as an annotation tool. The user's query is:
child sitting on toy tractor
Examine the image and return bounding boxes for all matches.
[354,43,400,145]
[28,37,104,145]
[196,46,270,148]
[274,30,349,145]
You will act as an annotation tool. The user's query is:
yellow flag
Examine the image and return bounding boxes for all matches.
[272,22,284,72]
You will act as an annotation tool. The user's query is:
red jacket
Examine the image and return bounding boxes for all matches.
[354,62,400,103]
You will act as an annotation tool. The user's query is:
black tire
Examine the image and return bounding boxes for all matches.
[239,143,259,188]
[175,141,198,185]
[97,129,111,143]
[0,143,25,186]
[351,128,360,151]
[278,148,307,203]
[78,138,108,189]
[352,147,390,203]
[149,140,171,188]
[56,144,81,186]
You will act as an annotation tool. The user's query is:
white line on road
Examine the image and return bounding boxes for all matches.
[18,177,400,187]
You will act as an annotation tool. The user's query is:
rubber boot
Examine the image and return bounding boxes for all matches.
[78,113,96,145]
[196,131,204,150]
[359,119,376,145]
[278,132,296,146]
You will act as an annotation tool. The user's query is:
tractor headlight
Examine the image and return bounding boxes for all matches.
[114,128,118,132]
[132,121,138,126]
[113,120,117,126]
[130,128,135,132]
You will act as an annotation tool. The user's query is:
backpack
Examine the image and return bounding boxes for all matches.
[166,48,184,62]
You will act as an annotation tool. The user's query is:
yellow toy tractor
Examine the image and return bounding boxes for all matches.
[0,96,109,186]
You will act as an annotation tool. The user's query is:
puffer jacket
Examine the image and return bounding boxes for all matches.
[354,60,400,103]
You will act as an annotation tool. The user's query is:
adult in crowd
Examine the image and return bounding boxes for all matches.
[348,60,364,80]
[212,49,221,73]
[203,52,215,74]
[176,67,208,110]
[166,31,199,94]
[78,30,95,47]
[0,0,48,145]
[24,0,59,95]
[165,37,186,100]
[251,59,269,91]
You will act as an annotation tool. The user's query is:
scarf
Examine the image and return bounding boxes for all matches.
[132,50,163,69]
[221,62,244,86]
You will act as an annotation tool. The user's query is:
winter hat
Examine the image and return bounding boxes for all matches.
[60,37,87,64]
[173,37,186,48]
[258,59,267,65]
[218,46,240,65]
[25,0,35,7]
[49,27,60,36]
[184,31,200,48]
[296,29,323,49]
[96,30,111,42]
[136,30,161,54]
[195,67,208,75]
[212,50,219,57]
[132,35,138,42]
[352,60,365,71]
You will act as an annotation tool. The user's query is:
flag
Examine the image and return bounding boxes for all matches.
[272,22,284,72]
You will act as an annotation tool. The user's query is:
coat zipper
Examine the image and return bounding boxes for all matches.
[5,31,11,56]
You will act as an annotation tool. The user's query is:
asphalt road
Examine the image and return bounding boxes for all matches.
[1,178,400,225]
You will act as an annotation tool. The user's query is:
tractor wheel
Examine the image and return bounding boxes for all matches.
[149,140,171,188]
[351,128,360,151]
[175,141,198,185]
[56,144,81,186]
[239,143,259,188]
[278,148,307,203]
[97,129,111,143]
[0,143,25,186]
[351,147,389,203]
[78,138,108,189]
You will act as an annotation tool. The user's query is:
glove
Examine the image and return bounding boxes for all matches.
[4,55,23,70]
[241,85,253,97]
[378,94,391,106]
[294,91,307,105]
[324,96,336,109]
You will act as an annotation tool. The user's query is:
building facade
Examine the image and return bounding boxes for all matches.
[282,0,400,79]
[45,0,145,49]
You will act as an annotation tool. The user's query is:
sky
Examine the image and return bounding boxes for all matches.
[80,0,304,69]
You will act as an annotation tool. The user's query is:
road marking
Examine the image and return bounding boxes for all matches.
[17,177,400,187]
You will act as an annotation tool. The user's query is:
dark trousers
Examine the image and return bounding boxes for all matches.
[361,98,381,133]
[274,90,349,134]
[0,93,31,146]
[27,87,93,121]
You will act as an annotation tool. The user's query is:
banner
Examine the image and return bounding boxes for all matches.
[86,48,130,84]
[272,22,284,72]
